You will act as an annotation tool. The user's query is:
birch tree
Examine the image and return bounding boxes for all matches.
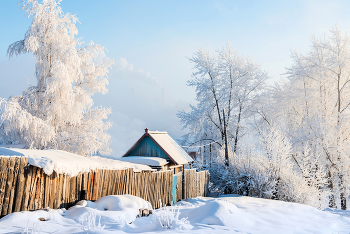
[0,0,113,156]
[178,43,268,166]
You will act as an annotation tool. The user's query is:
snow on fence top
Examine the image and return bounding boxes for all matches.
[0,147,153,177]
[118,156,168,166]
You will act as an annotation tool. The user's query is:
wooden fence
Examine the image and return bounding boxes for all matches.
[183,169,210,199]
[0,156,209,217]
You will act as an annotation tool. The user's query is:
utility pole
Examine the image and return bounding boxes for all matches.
[223,109,229,167]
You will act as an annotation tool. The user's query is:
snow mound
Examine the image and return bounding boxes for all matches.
[0,147,153,177]
[66,195,152,225]
[180,200,254,227]
[84,195,152,212]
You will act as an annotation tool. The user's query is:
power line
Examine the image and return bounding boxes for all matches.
[181,140,220,149]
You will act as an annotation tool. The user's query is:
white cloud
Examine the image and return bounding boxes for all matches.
[113,57,161,87]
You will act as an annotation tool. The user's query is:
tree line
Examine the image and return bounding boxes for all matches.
[178,25,350,210]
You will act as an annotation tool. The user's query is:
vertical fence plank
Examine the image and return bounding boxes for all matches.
[37,168,45,210]
[66,175,71,208]
[28,166,38,211]
[48,172,54,209]
[69,176,76,206]
[2,157,16,216]
[21,165,32,211]
[0,157,9,215]
[92,171,99,201]
[8,157,20,214]
[43,173,50,208]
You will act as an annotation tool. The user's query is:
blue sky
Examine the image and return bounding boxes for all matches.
[1,0,350,157]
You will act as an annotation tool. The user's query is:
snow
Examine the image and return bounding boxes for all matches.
[149,131,193,165]
[1,194,350,233]
[118,156,168,166]
[66,195,153,225]
[0,147,154,176]
[0,144,25,149]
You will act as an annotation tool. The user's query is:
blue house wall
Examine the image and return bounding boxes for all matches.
[125,136,169,160]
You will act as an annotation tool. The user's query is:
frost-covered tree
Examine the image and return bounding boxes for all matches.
[178,43,268,166]
[265,25,350,209]
[0,0,113,156]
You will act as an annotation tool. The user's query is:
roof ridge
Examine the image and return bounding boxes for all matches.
[149,131,167,134]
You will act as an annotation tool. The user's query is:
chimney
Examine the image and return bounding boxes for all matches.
[145,128,149,133]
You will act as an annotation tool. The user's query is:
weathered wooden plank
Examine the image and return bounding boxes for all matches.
[65,175,70,208]
[28,166,39,211]
[21,165,33,211]
[2,157,16,216]
[61,175,67,209]
[100,170,106,198]
[53,173,59,209]
[89,171,94,201]
[70,176,76,206]
[56,174,63,208]
[14,157,28,212]
[34,168,43,210]
[111,170,118,196]
[0,157,9,215]
[91,171,99,201]
[43,173,50,208]
[48,172,55,209]
[106,171,112,196]
[39,169,45,209]
[8,157,20,214]
[76,173,82,202]
[82,172,88,200]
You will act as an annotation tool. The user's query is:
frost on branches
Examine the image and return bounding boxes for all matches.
[178,43,268,166]
[255,25,350,210]
[181,35,344,209]
[0,0,113,156]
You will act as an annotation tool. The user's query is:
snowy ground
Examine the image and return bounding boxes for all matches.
[1,194,350,234]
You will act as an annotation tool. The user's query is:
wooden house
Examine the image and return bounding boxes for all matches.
[121,128,194,173]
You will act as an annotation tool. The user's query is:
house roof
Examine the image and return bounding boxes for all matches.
[122,129,194,165]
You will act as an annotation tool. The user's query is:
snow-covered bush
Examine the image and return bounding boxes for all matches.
[208,146,277,199]
[21,221,41,234]
[80,211,105,232]
[204,125,329,209]
[153,205,191,230]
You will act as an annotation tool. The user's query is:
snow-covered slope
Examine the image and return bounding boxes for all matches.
[1,194,350,233]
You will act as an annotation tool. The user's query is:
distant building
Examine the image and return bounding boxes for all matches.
[121,128,194,173]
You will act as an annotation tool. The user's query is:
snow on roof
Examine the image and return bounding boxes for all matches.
[0,147,154,177]
[0,144,25,149]
[148,131,194,165]
[118,156,168,166]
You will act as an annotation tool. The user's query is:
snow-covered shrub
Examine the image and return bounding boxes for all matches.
[203,125,329,209]
[21,221,41,234]
[153,205,191,230]
[80,211,105,232]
